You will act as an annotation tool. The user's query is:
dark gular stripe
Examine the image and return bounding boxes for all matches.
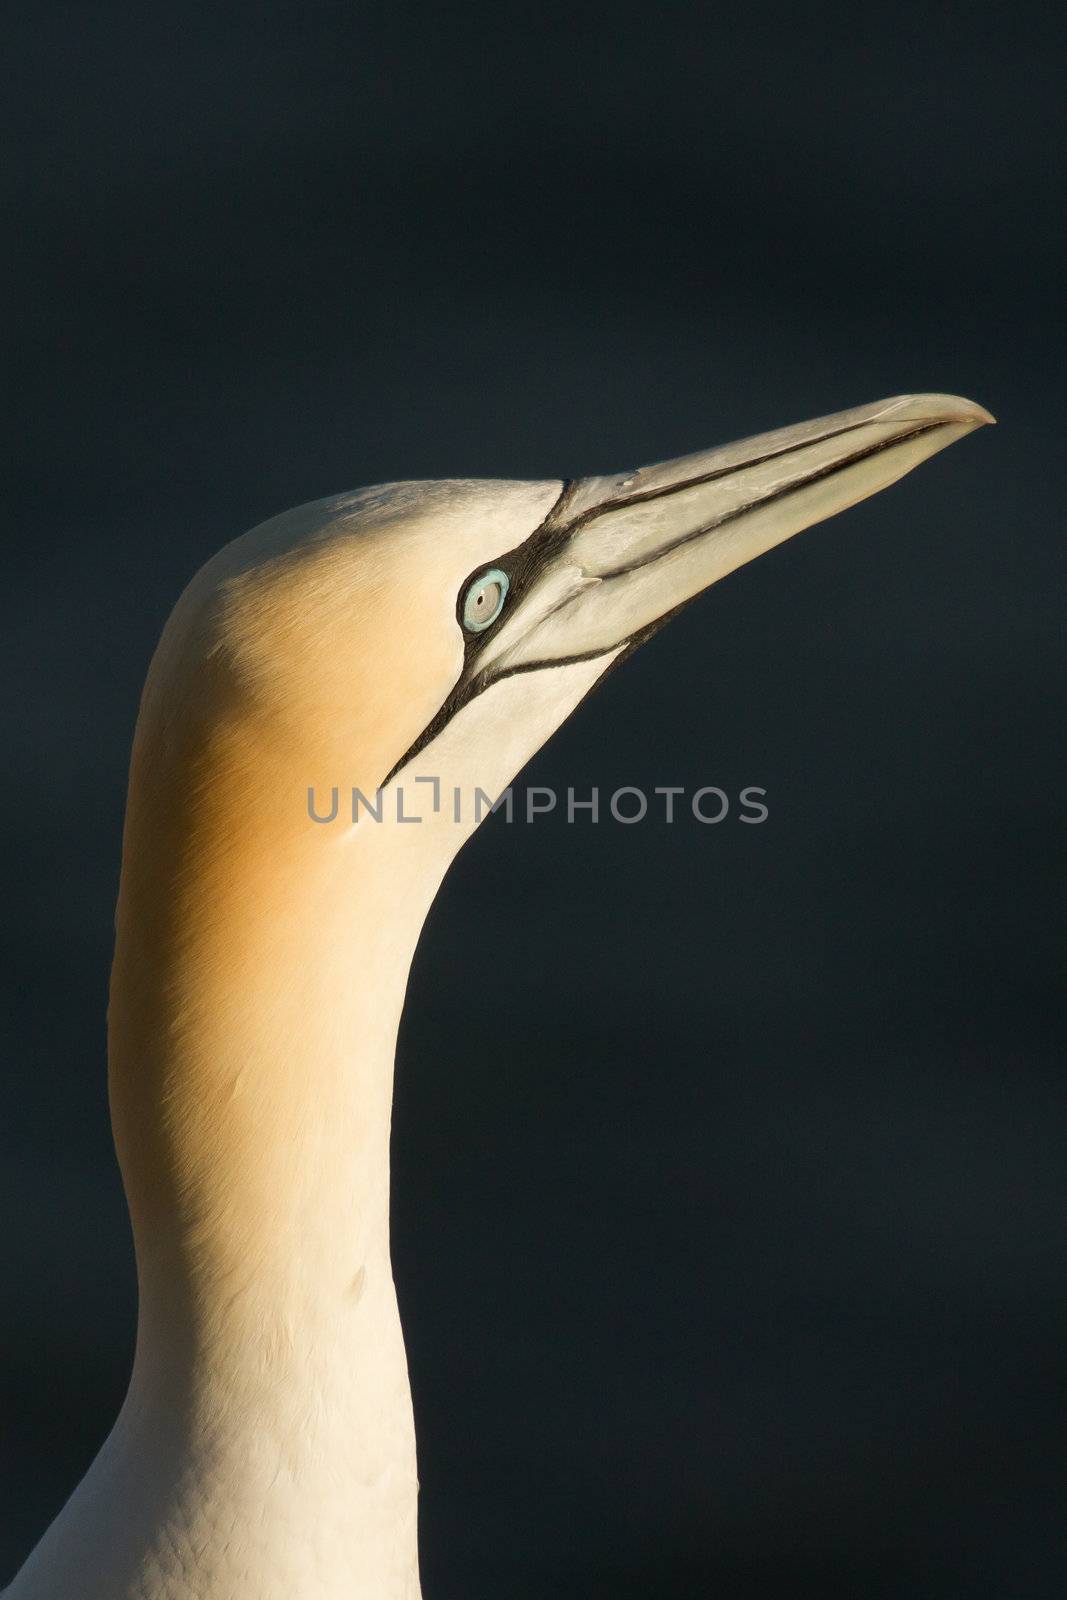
[381,478,579,784]
[381,415,944,785]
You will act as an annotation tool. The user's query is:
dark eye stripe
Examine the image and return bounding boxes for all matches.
[384,482,578,784]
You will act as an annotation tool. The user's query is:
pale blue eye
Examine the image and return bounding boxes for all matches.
[462,568,509,632]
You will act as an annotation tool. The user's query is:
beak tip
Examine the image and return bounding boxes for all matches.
[900,393,996,428]
[960,397,997,428]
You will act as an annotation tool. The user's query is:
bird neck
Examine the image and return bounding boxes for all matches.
[99,747,455,1597]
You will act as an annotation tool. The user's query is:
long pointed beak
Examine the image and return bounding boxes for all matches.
[477,393,994,676]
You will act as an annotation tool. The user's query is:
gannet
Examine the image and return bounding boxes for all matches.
[7,394,991,1600]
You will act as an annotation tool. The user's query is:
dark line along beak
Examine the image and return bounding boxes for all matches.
[473,392,994,679]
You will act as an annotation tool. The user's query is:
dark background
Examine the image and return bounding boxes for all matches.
[3,2,1064,1594]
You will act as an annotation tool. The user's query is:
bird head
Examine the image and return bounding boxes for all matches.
[140,392,991,861]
